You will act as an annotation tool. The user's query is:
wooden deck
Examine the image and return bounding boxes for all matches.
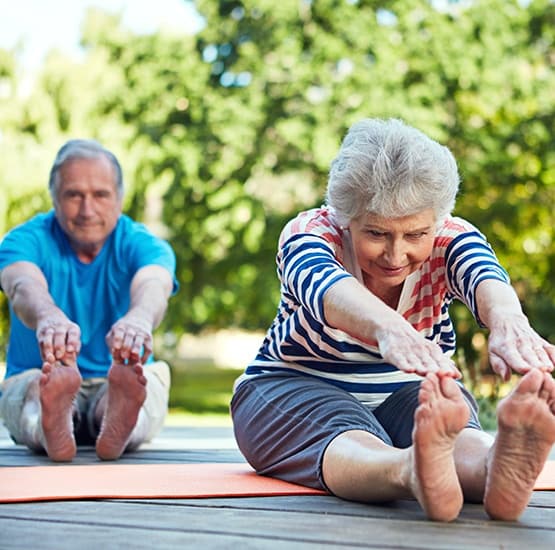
[1,422,554,549]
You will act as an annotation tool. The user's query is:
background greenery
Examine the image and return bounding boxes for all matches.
[1,0,554,422]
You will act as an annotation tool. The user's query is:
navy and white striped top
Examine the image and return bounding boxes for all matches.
[236,207,509,408]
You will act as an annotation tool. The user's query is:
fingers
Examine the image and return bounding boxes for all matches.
[488,332,555,379]
[544,345,555,372]
[515,337,554,371]
[107,321,153,364]
[379,333,460,379]
[489,355,511,382]
[37,320,81,364]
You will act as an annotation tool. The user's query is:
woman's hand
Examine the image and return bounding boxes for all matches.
[487,314,555,382]
[375,322,461,379]
[475,279,555,382]
[324,277,461,378]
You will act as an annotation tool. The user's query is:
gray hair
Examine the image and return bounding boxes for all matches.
[326,118,460,226]
[48,139,124,201]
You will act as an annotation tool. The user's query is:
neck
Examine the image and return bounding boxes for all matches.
[363,274,403,310]
[73,242,103,264]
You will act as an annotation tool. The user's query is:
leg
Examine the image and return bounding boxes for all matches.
[453,428,492,503]
[231,372,392,490]
[0,369,43,449]
[484,369,555,520]
[124,360,171,450]
[38,360,82,461]
[1,362,82,461]
[95,360,147,460]
[323,374,470,522]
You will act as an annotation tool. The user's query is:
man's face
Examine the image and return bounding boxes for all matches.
[53,156,122,260]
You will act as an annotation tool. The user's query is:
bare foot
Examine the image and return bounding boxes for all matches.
[410,373,470,521]
[40,360,82,462]
[484,369,555,521]
[95,361,147,460]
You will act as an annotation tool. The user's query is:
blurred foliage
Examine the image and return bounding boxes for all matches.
[1,0,554,398]
[168,360,239,414]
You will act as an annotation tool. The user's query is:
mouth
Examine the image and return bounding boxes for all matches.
[73,221,100,228]
[378,265,407,276]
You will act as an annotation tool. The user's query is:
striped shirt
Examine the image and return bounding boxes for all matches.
[237,207,509,408]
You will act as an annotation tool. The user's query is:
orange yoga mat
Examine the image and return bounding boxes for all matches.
[0,462,326,503]
[534,460,555,490]
[0,460,553,504]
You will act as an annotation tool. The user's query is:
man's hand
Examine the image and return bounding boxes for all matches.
[1,261,82,364]
[36,314,81,364]
[106,265,173,364]
[106,313,153,364]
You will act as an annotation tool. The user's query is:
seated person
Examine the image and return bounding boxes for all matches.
[231,118,555,522]
[0,139,178,461]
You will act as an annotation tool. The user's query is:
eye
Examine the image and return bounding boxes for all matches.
[406,232,428,240]
[63,190,81,200]
[95,191,111,199]
[367,230,386,238]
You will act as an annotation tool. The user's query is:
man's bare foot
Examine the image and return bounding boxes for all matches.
[410,373,470,521]
[95,361,147,460]
[40,360,82,462]
[484,369,555,521]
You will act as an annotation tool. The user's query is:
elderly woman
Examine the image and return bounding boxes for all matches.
[231,118,555,522]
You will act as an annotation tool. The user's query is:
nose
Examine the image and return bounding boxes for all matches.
[79,195,95,217]
[383,238,406,266]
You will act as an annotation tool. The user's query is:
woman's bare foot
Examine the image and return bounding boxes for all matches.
[484,369,555,521]
[410,373,470,521]
[39,360,82,462]
[95,361,147,460]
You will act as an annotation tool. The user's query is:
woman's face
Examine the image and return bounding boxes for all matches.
[348,208,436,295]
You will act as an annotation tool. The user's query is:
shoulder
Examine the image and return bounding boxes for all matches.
[434,216,484,249]
[115,214,151,236]
[0,211,58,266]
[2,211,55,238]
[280,207,343,247]
[112,215,175,267]
[114,215,170,248]
[0,213,68,281]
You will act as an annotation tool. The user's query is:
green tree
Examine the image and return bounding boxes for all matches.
[1,0,554,391]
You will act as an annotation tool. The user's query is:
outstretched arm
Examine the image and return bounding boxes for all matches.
[0,261,81,363]
[476,278,555,381]
[323,277,460,378]
[106,264,174,364]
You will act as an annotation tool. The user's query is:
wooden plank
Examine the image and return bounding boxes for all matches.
[0,520,331,550]
[0,500,553,549]
[0,447,245,467]
[1,423,554,550]
[111,495,555,527]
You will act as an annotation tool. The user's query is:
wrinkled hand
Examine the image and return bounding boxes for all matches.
[375,322,461,379]
[487,314,555,382]
[36,314,81,364]
[106,314,153,364]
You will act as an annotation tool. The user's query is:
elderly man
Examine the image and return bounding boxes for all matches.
[0,139,178,461]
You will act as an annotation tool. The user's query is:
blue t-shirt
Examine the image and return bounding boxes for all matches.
[0,211,178,379]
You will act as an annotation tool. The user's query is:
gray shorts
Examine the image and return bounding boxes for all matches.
[0,361,171,447]
[230,371,482,491]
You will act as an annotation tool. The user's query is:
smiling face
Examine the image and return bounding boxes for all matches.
[53,155,122,262]
[348,208,436,303]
